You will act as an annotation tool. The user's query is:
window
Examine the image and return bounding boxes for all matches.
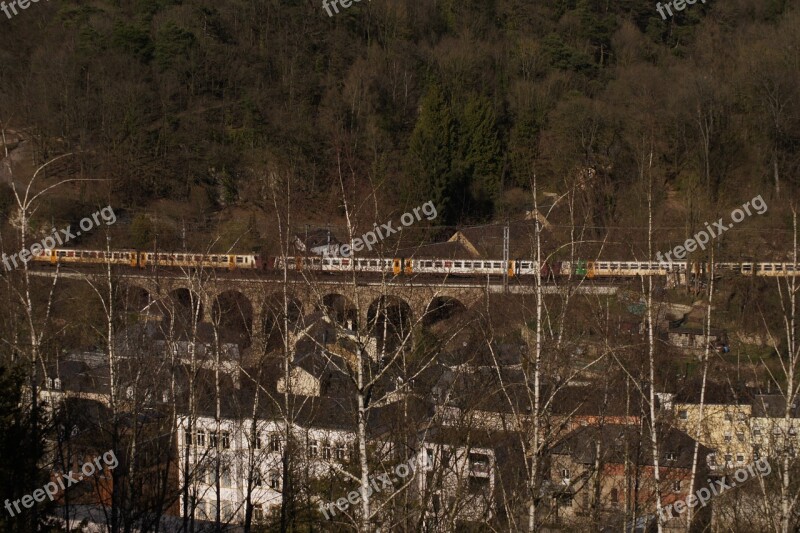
[308,440,318,458]
[666,451,677,461]
[54,378,61,390]
[724,454,733,464]
[736,454,745,463]
[724,413,733,422]
[269,470,280,489]
[558,494,573,507]
[561,468,570,479]
[222,500,233,521]
[196,430,206,447]
[322,442,332,460]
[469,453,490,474]
[253,504,263,522]
[335,443,347,461]
[753,448,761,460]
[737,432,745,442]
[754,426,762,436]
[679,410,688,420]
[673,480,681,492]
[270,434,281,452]
[221,431,230,449]
[610,488,619,504]
[254,471,263,487]
[724,432,732,442]
[209,432,218,449]
[185,429,193,447]
[426,448,434,468]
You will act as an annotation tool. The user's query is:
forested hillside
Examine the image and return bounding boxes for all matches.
[0,0,798,247]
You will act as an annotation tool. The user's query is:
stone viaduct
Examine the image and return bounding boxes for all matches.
[122,273,491,339]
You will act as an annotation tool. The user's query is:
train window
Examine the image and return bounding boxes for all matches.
[210,256,217,261]
[454,262,462,267]
[341,259,349,265]
[776,265,783,271]
[370,260,378,266]
[236,257,244,263]
[493,262,501,268]
[788,265,795,271]
[764,265,773,271]
[58,251,66,257]
[434,262,442,267]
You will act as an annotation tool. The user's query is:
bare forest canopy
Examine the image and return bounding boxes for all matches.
[0,0,799,251]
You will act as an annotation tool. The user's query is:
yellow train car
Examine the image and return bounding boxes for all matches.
[32,248,137,267]
[392,258,413,275]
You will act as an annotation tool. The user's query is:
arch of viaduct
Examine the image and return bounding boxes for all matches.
[125,276,487,336]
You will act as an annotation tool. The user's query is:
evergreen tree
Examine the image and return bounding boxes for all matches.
[408,84,460,224]
[0,365,48,532]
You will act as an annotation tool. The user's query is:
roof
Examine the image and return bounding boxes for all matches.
[751,394,800,418]
[294,228,339,250]
[551,423,709,470]
[447,221,545,258]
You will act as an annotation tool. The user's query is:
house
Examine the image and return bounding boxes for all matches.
[293,228,340,256]
[670,382,753,469]
[548,423,711,530]
[750,394,800,460]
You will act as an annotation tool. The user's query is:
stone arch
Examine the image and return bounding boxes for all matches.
[121,285,156,317]
[212,290,254,348]
[262,292,304,350]
[162,287,204,330]
[423,296,467,326]
[367,296,412,352]
[319,293,358,330]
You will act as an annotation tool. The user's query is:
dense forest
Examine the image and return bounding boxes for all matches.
[1,0,798,252]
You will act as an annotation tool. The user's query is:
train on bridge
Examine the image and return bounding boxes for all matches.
[28,248,799,278]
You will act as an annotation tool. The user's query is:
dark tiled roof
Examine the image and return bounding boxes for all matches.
[751,394,800,418]
[551,423,709,470]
